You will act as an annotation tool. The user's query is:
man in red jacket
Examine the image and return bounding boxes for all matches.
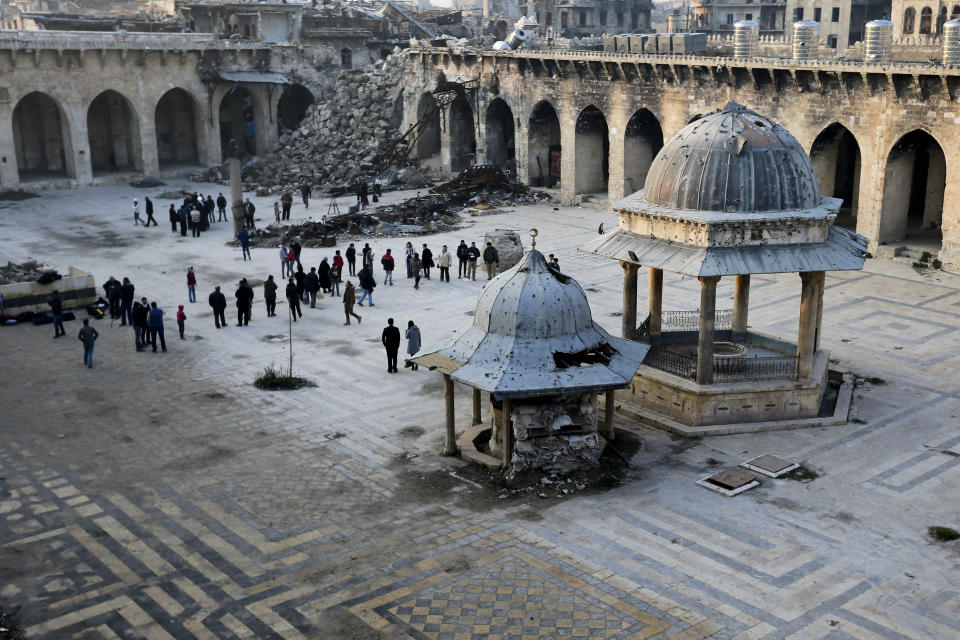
[381,249,395,286]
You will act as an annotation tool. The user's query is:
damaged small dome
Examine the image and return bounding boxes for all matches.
[641,101,821,213]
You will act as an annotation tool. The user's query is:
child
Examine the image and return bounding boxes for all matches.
[273,201,281,223]
[176,304,186,339]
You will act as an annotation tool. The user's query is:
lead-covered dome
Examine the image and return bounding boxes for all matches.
[642,102,820,213]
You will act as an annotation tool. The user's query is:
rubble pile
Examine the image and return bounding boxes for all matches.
[510,394,603,475]
[0,260,52,286]
[195,53,411,192]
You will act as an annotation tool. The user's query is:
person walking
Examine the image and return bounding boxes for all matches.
[286,277,302,321]
[133,199,142,226]
[437,245,451,282]
[186,267,197,303]
[178,205,188,236]
[119,277,135,326]
[281,191,293,220]
[291,237,303,269]
[362,243,374,275]
[133,298,149,350]
[176,305,186,339]
[78,319,99,368]
[299,179,312,209]
[144,197,158,227]
[264,275,278,316]
[421,244,434,279]
[237,228,252,261]
[273,201,281,223]
[345,243,357,276]
[333,250,344,275]
[410,253,422,290]
[103,276,121,321]
[147,301,167,352]
[169,204,178,232]
[404,242,415,278]
[190,207,201,237]
[206,195,216,225]
[48,290,65,338]
[483,242,499,280]
[381,318,401,373]
[279,245,289,277]
[456,240,469,279]
[287,246,297,275]
[342,281,361,325]
[404,320,421,369]
[216,193,228,221]
[466,242,480,280]
[357,179,369,209]
[208,285,227,329]
[358,266,376,306]
[243,199,256,230]
[318,257,331,294]
[235,279,254,326]
[306,267,320,308]
[330,261,342,297]
[294,265,306,304]
[381,249,395,285]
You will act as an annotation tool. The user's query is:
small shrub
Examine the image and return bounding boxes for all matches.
[920,251,932,263]
[864,252,873,259]
[928,526,960,542]
[913,261,928,269]
[253,364,313,390]
[783,465,819,482]
[932,259,943,270]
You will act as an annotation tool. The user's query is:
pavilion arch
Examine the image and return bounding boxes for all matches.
[449,96,476,173]
[485,98,515,175]
[527,100,561,188]
[623,108,663,195]
[277,84,315,134]
[938,6,948,32]
[809,123,861,219]
[87,89,141,174]
[155,88,198,168]
[920,7,933,34]
[953,4,960,20]
[574,105,609,195]
[904,7,916,33]
[416,92,441,160]
[218,85,259,159]
[879,129,945,246]
[13,91,74,179]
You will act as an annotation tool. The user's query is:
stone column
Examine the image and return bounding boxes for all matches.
[443,374,458,456]
[814,273,825,351]
[621,261,639,339]
[604,389,616,440]
[0,103,20,190]
[228,140,243,236]
[472,388,482,425]
[137,111,160,178]
[501,399,513,468]
[696,276,720,385]
[732,274,750,340]
[648,267,663,340]
[796,271,824,379]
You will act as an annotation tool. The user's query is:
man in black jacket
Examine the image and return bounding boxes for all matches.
[421,244,433,279]
[483,242,499,280]
[345,243,357,276]
[286,278,302,321]
[103,276,121,320]
[358,267,376,306]
[48,290,65,338]
[216,193,228,221]
[119,277,135,325]
[208,286,227,329]
[381,318,401,373]
[465,242,480,281]
[456,240,469,279]
[235,279,254,326]
[132,298,149,350]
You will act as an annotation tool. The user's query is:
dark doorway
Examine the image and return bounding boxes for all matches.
[87,90,140,174]
[277,84,315,134]
[575,105,609,194]
[485,98,515,176]
[527,101,561,188]
[623,108,663,195]
[155,88,198,168]
[13,92,73,179]
[219,86,258,160]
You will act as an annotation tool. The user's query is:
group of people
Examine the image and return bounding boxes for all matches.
[132,192,232,238]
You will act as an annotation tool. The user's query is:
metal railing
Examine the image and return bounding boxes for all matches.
[662,309,733,332]
[643,345,797,382]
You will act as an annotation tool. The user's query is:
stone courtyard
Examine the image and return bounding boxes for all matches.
[1,183,960,639]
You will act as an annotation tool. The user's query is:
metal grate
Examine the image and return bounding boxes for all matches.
[661,309,733,332]
[643,346,797,382]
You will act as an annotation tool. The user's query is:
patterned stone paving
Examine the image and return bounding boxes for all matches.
[1,183,960,639]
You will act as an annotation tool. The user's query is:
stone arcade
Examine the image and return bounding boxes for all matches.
[584,102,866,435]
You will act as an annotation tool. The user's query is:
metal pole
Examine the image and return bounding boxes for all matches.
[501,399,512,468]
[443,374,458,456]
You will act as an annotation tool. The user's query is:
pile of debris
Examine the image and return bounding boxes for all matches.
[0,261,55,286]
[510,394,603,476]
[195,52,411,192]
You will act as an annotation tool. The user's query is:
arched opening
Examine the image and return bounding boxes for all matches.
[485,98,515,176]
[809,124,861,226]
[903,7,916,33]
[155,88,198,169]
[13,92,73,180]
[953,5,960,20]
[920,7,933,33]
[880,130,945,248]
[938,6,948,32]
[527,101,561,188]
[623,108,663,195]
[574,105,609,195]
[449,97,476,173]
[340,47,352,69]
[87,90,140,175]
[416,93,441,160]
[219,86,258,160]
[277,84,315,134]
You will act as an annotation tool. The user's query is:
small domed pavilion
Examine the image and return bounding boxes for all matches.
[412,236,649,472]
[583,102,867,434]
